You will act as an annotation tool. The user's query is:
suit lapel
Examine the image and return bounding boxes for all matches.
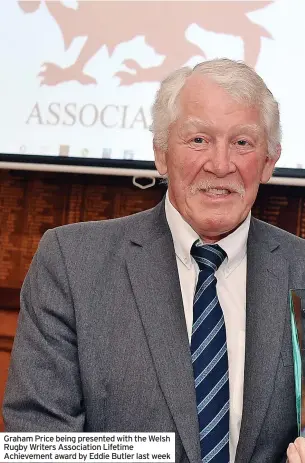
[126,201,201,463]
[235,219,289,463]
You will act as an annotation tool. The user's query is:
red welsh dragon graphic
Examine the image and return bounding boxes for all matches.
[18,1,273,86]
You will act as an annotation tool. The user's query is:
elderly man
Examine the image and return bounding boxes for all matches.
[3,58,305,462]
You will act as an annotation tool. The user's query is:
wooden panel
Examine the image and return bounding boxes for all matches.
[0,310,19,342]
[0,309,18,432]
[0,288,20,310]
[0,351,11,431]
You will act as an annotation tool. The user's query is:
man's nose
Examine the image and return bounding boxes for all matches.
[203,142,236,177]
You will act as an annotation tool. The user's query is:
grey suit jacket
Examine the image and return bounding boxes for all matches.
[3,199,304,462]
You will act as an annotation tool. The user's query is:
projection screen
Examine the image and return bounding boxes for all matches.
[0,0,304,183]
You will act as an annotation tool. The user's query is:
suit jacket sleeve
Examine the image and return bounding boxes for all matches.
[2,228,85,431]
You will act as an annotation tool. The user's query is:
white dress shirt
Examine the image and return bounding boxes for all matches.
[165,193,250,463]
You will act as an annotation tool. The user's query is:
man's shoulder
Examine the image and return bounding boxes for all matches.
[56,206,156,237]
[40,201,164,253]
[251,216,305,256]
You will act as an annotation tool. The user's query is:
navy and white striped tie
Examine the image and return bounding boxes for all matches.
[191,240,229,463]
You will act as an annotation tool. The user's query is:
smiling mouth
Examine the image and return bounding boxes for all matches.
[202,188,232,196]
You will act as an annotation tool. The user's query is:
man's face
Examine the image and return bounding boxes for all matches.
[154,75,280,242]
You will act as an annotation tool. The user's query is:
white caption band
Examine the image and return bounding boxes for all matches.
[0,433,175,462]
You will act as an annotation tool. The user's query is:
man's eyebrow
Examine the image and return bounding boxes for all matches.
[180,117,212,132]
[231,124,263,135]
[180,118,263,135]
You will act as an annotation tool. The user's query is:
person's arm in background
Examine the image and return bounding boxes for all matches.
[2,229,85,431]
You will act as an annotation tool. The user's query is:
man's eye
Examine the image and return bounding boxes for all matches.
[236,139,249,146]
[193,137,204,144]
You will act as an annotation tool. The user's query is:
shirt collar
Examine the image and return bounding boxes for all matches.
[165,192,251,276]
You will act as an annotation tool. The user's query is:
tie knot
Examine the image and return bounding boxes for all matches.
[191,240,227,272]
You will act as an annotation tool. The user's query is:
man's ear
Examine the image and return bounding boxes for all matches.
[153,141,168,176]
[260,144,281,184]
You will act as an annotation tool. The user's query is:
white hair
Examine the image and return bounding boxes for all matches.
[150,58,281,158]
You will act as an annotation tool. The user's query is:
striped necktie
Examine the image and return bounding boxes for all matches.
[191,240,229,463]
